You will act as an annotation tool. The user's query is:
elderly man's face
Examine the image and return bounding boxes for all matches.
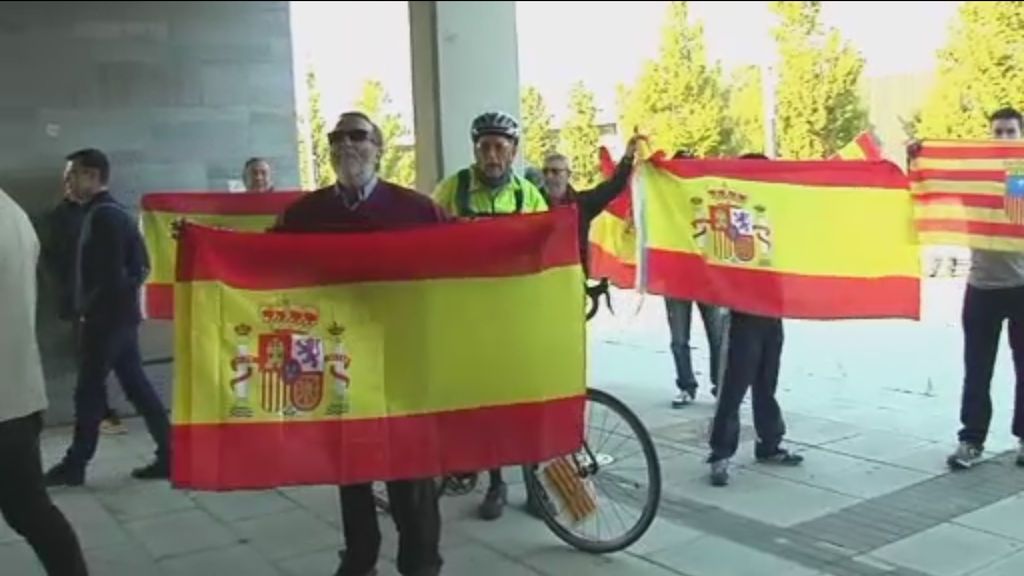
[542,157,571,197]
[474,135,517,180]
[244,161,273,192]
[330,115,381,185]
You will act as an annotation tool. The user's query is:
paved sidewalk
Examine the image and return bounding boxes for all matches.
[5,279,1024,575]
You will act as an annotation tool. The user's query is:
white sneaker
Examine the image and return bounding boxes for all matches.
[946,441,983,470]
[672,391,695,408]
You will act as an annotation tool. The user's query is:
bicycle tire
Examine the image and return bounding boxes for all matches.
[525,387,661,554]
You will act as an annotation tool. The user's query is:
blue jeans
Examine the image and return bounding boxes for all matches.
[664,298,727,394]
[64,321,170,470]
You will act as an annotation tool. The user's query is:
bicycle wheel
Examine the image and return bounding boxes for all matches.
[525,388,661,554]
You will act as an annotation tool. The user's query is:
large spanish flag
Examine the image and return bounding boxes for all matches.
[172,207,586,490]
[910,139,1024,252]
[140,191,303,319]
[587,147,637,288]
[640,157,920,319]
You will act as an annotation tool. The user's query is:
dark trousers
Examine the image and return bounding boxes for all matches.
[665,298,726,393]
[708,313,786,462]
[64,321,170,470]
[0,412,88,576]
[959,284,1024,446]
[339,479,442,576]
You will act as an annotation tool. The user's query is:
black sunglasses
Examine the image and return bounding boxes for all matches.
[329,129,371,144]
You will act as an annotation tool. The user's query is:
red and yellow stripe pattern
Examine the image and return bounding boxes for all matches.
[910,140,1024,252]
[587,147,637,288]
[829,130,884,161]
[171,207,586,490]
[140,191,304,319]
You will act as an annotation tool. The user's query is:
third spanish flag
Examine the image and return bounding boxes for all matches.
[640,157,920,320]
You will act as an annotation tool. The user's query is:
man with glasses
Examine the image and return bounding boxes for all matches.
[923,107,1024,471]
[540,142,638,276]
[275,111,445,576]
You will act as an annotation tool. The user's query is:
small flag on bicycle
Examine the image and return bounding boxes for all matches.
[140,191,304,319]
[171,207,587,490]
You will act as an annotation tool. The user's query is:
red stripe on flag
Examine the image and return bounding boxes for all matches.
[142,191,306,215]
[854,132,884,160]
[587,242,636,288]
[914,194,1006,209]
[648,158,910,189]
[909,170,1007,183]
[917,219,1024,238]
[177,207,582,287]
[144,284,174,319]
[917,146,1024,160]
[645,250,919,320]
[170,396,585,490]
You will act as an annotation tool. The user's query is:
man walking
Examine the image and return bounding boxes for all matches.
[45,148,171,486]
[275,111,444,576]
[0,186,89,575]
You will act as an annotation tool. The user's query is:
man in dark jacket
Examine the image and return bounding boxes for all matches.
[539,137,639,273]
[275,111,444,576]
[41,190,126,435]
[45,148,171,487]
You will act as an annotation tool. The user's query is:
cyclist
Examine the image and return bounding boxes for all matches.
[433,111,548,521]
[434,111,641,520]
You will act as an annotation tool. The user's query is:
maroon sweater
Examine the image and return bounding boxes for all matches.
[274,180,447,232]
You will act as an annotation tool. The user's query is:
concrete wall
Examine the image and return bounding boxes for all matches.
[0,1,299,423]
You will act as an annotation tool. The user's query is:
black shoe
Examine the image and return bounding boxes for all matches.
[131,459,170,480]
[755,447,804,466]
[479,482,508,520]
[333,567,377,576]
[44,462,85,487]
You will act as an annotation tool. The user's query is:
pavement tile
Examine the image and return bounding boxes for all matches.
[123,508,238,559]
[868,523,1023,576]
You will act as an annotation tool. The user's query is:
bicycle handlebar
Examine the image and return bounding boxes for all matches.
[585,278,612,321]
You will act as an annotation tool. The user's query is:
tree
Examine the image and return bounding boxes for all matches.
[353,79,416,188]
[916,2,1024,138]
[520,85,558,169]
[618,1,729,157]
[724,65,765,155]
[770,1,868,159]
[561,82,602,189]
[296,113,314,190]
[306,69,334,187]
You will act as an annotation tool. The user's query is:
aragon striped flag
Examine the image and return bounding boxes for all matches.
[910,140,1024,251]
[586,147,637,288]
[171,207,587,490]
[638,157,920,320]
[140,191,303,319]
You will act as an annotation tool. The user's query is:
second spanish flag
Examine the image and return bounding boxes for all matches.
[640,157,920,320]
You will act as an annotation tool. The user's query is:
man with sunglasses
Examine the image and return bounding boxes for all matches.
[927,107,1024,471]
[275,111,445,576]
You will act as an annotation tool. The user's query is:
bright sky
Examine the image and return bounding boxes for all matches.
[290,1,961,124]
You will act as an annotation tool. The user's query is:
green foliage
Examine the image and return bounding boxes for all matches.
[916,2,1024,138]
[618,1,729,157]
[770,1,868,159]
[306,69,334,187]
[520,85,559,169]
[353,79,416,188]
[560,81,602,189]
[724,65,765,155]
[296,113,314,190]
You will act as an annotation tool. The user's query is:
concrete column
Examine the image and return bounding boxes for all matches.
[408,1,521,192]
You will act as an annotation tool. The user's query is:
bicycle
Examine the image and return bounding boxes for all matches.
[376,278,662,554]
